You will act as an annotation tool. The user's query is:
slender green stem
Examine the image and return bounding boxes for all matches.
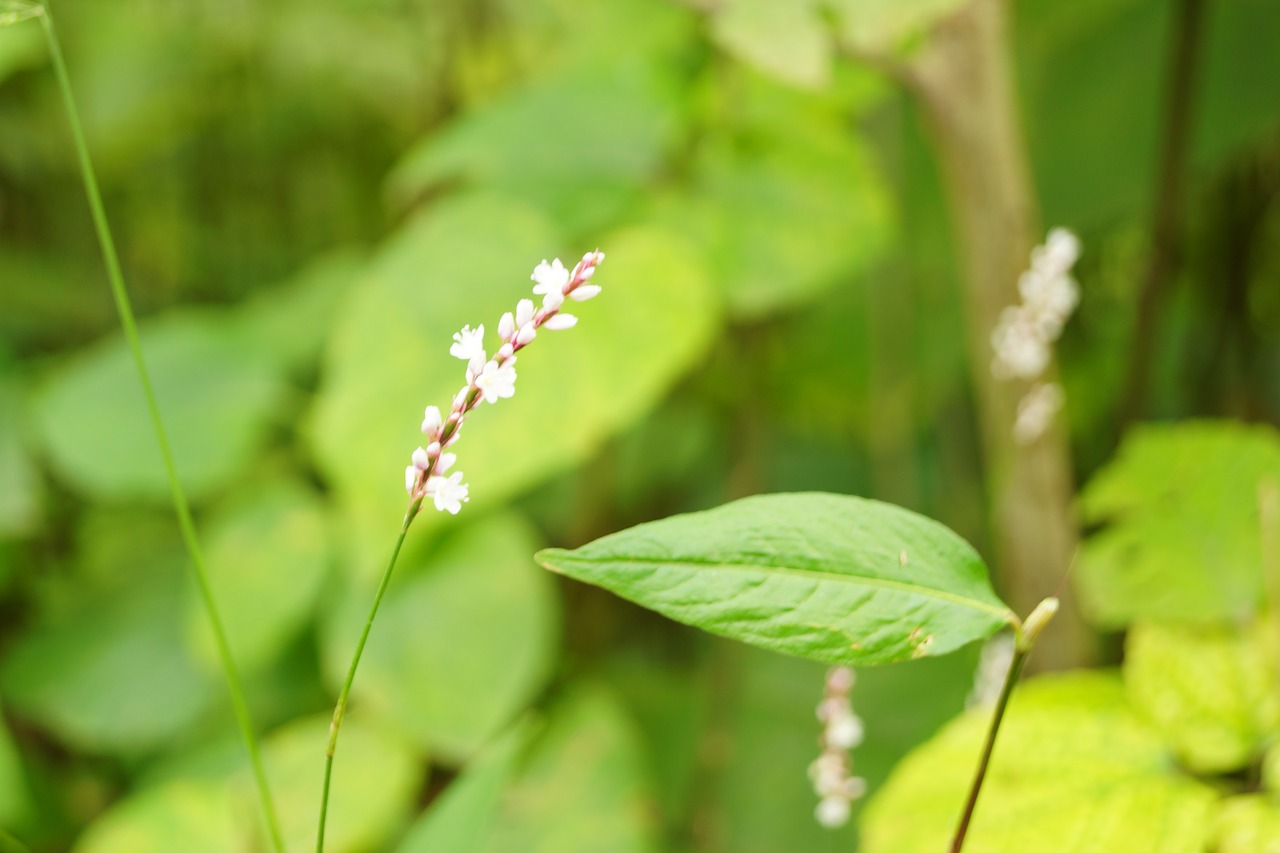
[35,5,283,850]
[950,597,1056,852]
[0,827,31,853]
[949,645,1027,852]
[317,501,421,853]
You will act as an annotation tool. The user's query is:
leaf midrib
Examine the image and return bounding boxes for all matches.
[547,553,1014,621]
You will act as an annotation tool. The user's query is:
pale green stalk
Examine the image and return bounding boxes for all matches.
[316,499,421,853]
[34,4,283,849]
[950,598,1058,852]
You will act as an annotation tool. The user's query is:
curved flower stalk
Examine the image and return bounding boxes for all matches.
[316,250,605,853]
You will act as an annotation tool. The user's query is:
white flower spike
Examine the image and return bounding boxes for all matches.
[404,249,605,508]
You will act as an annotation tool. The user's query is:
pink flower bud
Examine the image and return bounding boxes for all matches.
[411,447,431,469]
[426,441,441,458]
[421,405,443,436]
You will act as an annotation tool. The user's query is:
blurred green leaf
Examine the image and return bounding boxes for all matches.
[861,671,1218,852]
[707,0,832,90]
[322,513,557,763]
[0,701,31,829]
[34,310,290,503]
[648,76,891,319]
[389,61,681,234]
[186,479,331,674]
[0,567,215,754]
[483,686,658,853]
[828,0,964,53]
[0,381,41,537]
[73,778,239,853]
[397,724,528,853]
[538,492,1013,666]
[0,1,40,29]
[308,194,719,567]
[230,250,364,376]
[248,714,419,853]
[0,9,43,81]
[1212,795,1280,853]
[1076,421,1280,627]
[1125,618,1280,774]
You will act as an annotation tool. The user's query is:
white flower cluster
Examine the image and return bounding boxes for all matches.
[990,228,1081,444]
[809,666,867,829]
[966,632,1015,709]
[405,251,605,513]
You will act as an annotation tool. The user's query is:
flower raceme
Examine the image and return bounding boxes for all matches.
[404,250,606,513]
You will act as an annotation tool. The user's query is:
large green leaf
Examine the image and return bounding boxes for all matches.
[396,725,528,853]
[388,61,680,235]
[646,75,891,320]
[0,566,215,754]
[308,194,719,567]
[73,779,238,853]
[861,671,1218,852]
[1075,421,1280,627]
[538,492,1013,667]
[707,0,833,89]
[1213,795,1280,852]
[34,310,289,503]
[321,513,557,763]
[482,687,657,853]
[186,479,331,674]
[1124,618,1280,774]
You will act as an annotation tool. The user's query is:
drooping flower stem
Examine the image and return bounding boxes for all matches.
[316,498,422,853]
[35,5,284,850]
[950,598,1058,852]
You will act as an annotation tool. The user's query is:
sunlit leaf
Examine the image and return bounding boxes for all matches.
[308,194,719,567]
[1125,618,1280,774]
[34,310,290,503]
[186,479,331,674]
[321,513,557,763]
[708,0,832,89]
[1212,795,1280,853]
[73,779,238,853]
[1076,421,1280,626]
[538,492,1013,667]
[861,671,1218,852]
[827,0,964,53]
[0,1,40,28]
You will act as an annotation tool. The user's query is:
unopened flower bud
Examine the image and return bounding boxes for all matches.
[498,312,516,341]
[421,405,443,437]
[515,298,535,327]
[411,447,430,469]
[570,284,601,301]
[543,314,578,330]
[516,323,537,345]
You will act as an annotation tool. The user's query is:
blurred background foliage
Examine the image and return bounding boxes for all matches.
[1,0,1278,849]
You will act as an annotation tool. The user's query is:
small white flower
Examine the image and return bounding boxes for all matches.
[436,452,457,474]
[515,298,535,327]
[426,471,469,514]
[450,324,486,363]
[570,284,601,302]
[516,323,537,346]
[543,314,578,331]
[531,258,570,297]
[827,713,864,750]
[411,446,431,470]
[991,307,1050,379]
[541,288,565,312]
[498,312,516,342]
[421,405,443,436]
[474,359,517,404]
[1013,382,1065,445]
[815,796,851,829]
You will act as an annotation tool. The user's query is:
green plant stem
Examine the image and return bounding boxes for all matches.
[317,500,420,853]
[949,644,1027,852]
[35,5,283,851]
[950,597,1055,851]
[0,827,31,853]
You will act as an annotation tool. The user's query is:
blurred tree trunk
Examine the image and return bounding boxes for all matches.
[907,0,1091,669]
